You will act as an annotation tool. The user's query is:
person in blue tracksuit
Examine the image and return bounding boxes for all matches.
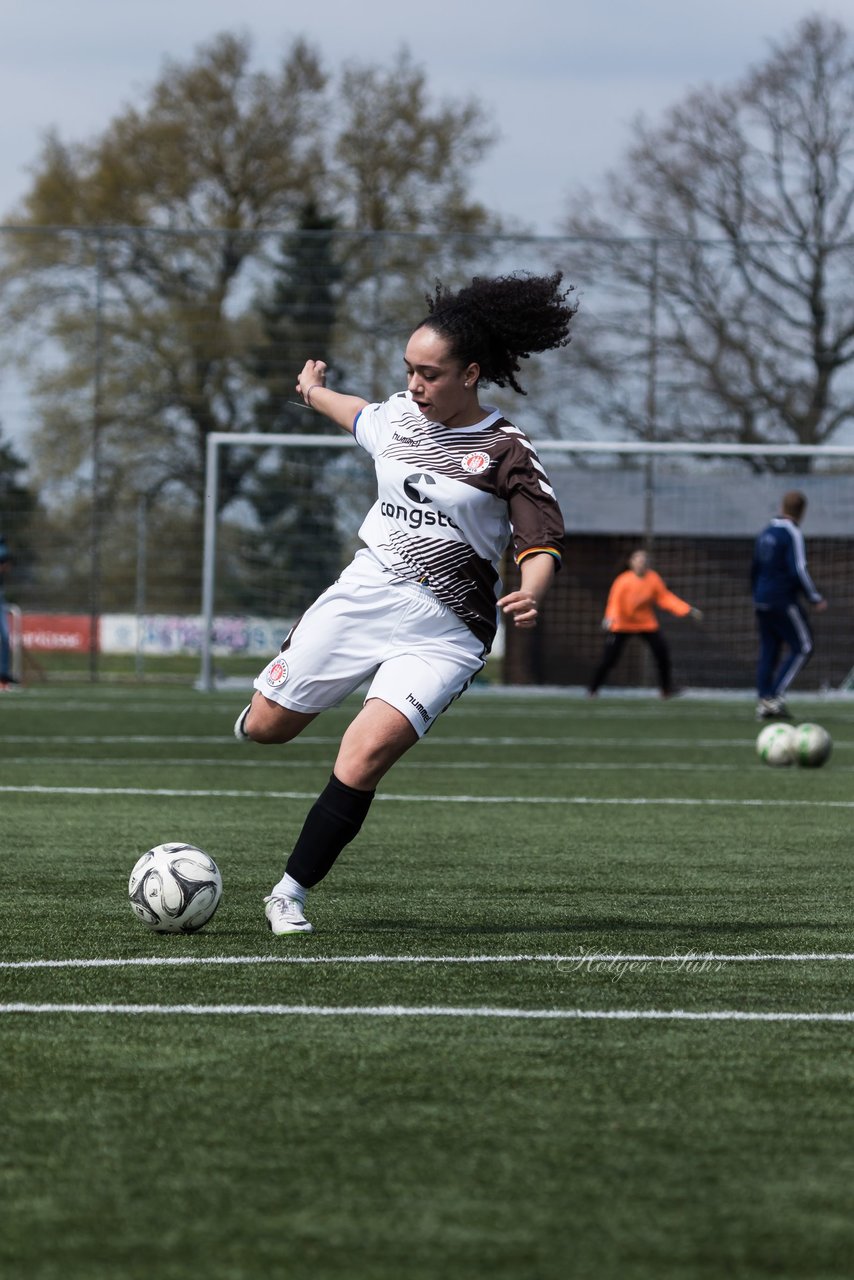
[751,491,826,720]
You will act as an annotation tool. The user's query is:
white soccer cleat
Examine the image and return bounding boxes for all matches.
[756,697,791,721]
[233,704,251,740]
[263,894,314,935]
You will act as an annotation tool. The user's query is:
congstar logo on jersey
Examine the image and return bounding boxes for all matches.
[381,472,459,530]
[403,473,436,504]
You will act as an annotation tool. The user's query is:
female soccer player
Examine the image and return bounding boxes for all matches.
[587,549,702,699]
[236,271,577,934]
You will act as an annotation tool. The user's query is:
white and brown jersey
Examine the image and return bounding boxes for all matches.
[353,391,565,648]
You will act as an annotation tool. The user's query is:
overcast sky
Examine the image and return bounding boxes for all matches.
[1,0,847,234]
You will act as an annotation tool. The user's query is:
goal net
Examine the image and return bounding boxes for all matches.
[200,434,854,694]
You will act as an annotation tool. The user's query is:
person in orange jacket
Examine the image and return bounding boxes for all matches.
[587,549,703,698]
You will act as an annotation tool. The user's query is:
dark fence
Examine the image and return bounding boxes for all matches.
[504,534,853,691]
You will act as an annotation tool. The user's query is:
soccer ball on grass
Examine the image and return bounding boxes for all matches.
[791,722,832,768]
[756,722,797,767]
[129,842,222,933]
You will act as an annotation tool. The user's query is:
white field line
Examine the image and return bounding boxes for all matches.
[0,756,758,772]
[0,734,267,745]
[2,1002,854,1023]
[4,695,852,720]
[0,783,851,807]
[3,952,854,970]
[0,734,792,748]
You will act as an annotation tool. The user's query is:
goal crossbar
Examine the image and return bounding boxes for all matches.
[199,431,854,692]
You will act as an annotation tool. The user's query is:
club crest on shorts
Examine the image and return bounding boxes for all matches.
[461,450,491,475]
[265,658,289,688]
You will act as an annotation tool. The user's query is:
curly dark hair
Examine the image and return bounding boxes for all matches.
[419,270,577,394]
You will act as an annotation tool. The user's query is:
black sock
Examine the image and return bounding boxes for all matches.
[285,773,376,888]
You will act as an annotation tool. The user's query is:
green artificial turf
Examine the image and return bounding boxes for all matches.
[1,685,853,1279]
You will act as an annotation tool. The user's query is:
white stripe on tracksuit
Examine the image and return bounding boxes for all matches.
[775,603,813,695]
[786,521,822,603]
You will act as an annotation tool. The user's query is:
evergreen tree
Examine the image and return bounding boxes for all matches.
[0,430,39,599]
[237,201,348,615]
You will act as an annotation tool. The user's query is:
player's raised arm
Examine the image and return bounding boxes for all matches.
[296,360,369,434]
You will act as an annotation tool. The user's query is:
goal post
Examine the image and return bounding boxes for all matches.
[199,431,356,692]
[199,433,854,694]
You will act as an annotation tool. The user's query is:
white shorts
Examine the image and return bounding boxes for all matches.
[253,552,486,737]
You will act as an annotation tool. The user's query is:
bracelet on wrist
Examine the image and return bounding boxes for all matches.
[305,383,325,408]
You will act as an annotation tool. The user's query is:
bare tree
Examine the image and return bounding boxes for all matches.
[563,15,854,453]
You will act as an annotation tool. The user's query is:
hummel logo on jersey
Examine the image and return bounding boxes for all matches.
[403,472,436,504]
[392,432,416,445]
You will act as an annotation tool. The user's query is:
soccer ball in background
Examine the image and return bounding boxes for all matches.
[129,843,222,933]
[791,722,832,769]
[756,722,797,767]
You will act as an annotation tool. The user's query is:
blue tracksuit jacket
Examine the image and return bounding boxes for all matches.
[751,518,822,609]
[751,517,823,698]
